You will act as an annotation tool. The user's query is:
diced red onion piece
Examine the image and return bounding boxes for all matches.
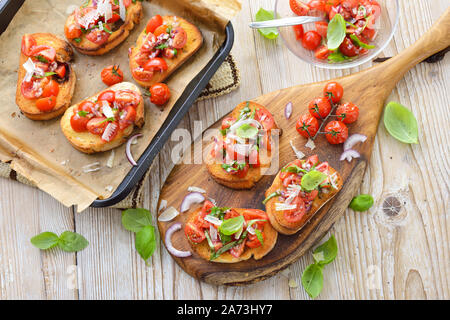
[126,133,143,166]
[344,133,367,151]
[340,149,361,162]
[165,223,191,258]
[180,192,205,213]
[285,102,293,119]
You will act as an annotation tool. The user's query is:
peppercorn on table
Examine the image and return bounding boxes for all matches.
[0,0,448,299]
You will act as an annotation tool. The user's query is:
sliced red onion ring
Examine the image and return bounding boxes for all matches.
[165,223,191,258]
[340,149,361,162]
[126,133,143,166]
[180,192,205,213]
[344,133,367,151]
[285,102,293,119]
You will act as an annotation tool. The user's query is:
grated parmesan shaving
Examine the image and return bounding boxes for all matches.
[105,185,113,192]
[158,199,167,212]
[289,140,305,159]
[305,138,316,150]
[82,162,101,173]
[187,186,206,193]
[101,102,114,118]
[118,0,126,21]
[106,150,115,168]
[275,203,297,211]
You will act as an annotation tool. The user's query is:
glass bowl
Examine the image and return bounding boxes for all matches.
[274,0,400,69]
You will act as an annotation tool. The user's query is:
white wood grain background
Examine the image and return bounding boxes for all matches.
[0,0,449,300]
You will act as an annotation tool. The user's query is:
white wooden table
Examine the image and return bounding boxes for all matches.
[0,0,448,300]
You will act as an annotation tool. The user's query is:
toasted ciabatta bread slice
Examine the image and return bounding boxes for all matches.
[65,0,142,56]
[16,33,76,120]
[129,15,203,87]
[60,82,144,154]
[206,101,279,189]
[184,205,277,263]
[264,157,343,235]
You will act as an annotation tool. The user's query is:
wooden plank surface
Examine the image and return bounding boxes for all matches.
[0,0,448,299]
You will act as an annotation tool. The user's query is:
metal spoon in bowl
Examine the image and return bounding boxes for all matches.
[249,16,324,29]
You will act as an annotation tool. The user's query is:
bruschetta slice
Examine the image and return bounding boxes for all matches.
[64,0,142,56]
[60,82,144,154]
[206,101,279,189]
[129,15,203,87]
[264,155,343,235]
[184,200,278,263]
[16,33,76,120]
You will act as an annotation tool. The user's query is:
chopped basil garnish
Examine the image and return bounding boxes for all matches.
[301,170,328,191]
[156,43,168,50]
[36,55,48,63]
[236,123,258,139]
[262,192,280,205]
[33,71,57,79]
[328,50,350,63]
[73,38,82,43]
[221,161,246,172]
[255,229,264,245]
[77,110,89,117]
[218,215,245,236]
[350,34,375,49]
[281,164,307,174]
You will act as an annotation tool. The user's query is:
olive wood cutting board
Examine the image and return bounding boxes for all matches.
[157,8,450,285]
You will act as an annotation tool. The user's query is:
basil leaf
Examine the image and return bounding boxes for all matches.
[219,215,245,236]
[281,165,307,174]
[135,225,156,262]
[255,8,279,40]
[301,170,328,191]
[328,49,350,63]
[121,208,153,233]
[349,34,375,49]
[383,101,419,144]
[301,263,324,299]
[236,123,258,139]
[255,229,264,246]
[262,191,280,204]
[57,231,89,252]
[349,194,374,212]
[313,235,338,266]
[30,232,59,250]
[327,14,346,50]
[36,55,48,63]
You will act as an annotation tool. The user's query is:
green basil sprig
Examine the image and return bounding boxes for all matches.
[122,208,157,264]
[328,49,350,63]
[383,101,419,144]
[349,194,374,212]
[255,8,279,40]
[349,34,375,49]
[301,235,338,299]
[301,170,328,191]
[327,14,346,50]
[31,231,89,252]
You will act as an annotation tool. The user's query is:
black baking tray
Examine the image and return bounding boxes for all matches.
[0,0,235,208]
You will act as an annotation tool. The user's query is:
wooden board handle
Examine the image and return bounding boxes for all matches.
[377,7,450,88]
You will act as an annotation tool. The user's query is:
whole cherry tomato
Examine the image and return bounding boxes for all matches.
[324,120,348,144]
[308,96,331,119]
[143,58,168,72]
[336,102,359,124]
[302,31,322,50]
[172,27,187,49]
[296,113,319,138]
[289,0,310,16]
[323,81,344,103]
[101,65,124,86]
[21,34,36,56]
[146,15,163,34]
[35,96,57,111]
[148,83,171,105]
[293,25,304,41]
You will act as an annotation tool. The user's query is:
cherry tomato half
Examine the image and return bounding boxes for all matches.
[289,0,310,16]
[85,29,110,45]
[146,15,164,34]
[293,25,304,41]
[65,23,82,40]
[21,34,36,56]
[172,27,187,49]
[339,36,359,57]
[86,117,108,135]
[283,196,307,223]
[35,96,57,111]
[315,21,328,38]
[41,79,59,98]
[30,45,56,62]
[255,107,275,131]
[185,222,206,244]
[143,58,168,72]
[97,90,115,103]
[314,45,330,60]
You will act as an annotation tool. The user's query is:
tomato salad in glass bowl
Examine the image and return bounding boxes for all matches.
[275,0,399,69]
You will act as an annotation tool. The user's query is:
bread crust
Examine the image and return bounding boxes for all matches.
[60,82,144,154]
[65,1,143,56]
[264,164,343,235]
[206,101,279,190]
[15,33,76,120]
[186,208,278,263]
[129,15,203,87]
